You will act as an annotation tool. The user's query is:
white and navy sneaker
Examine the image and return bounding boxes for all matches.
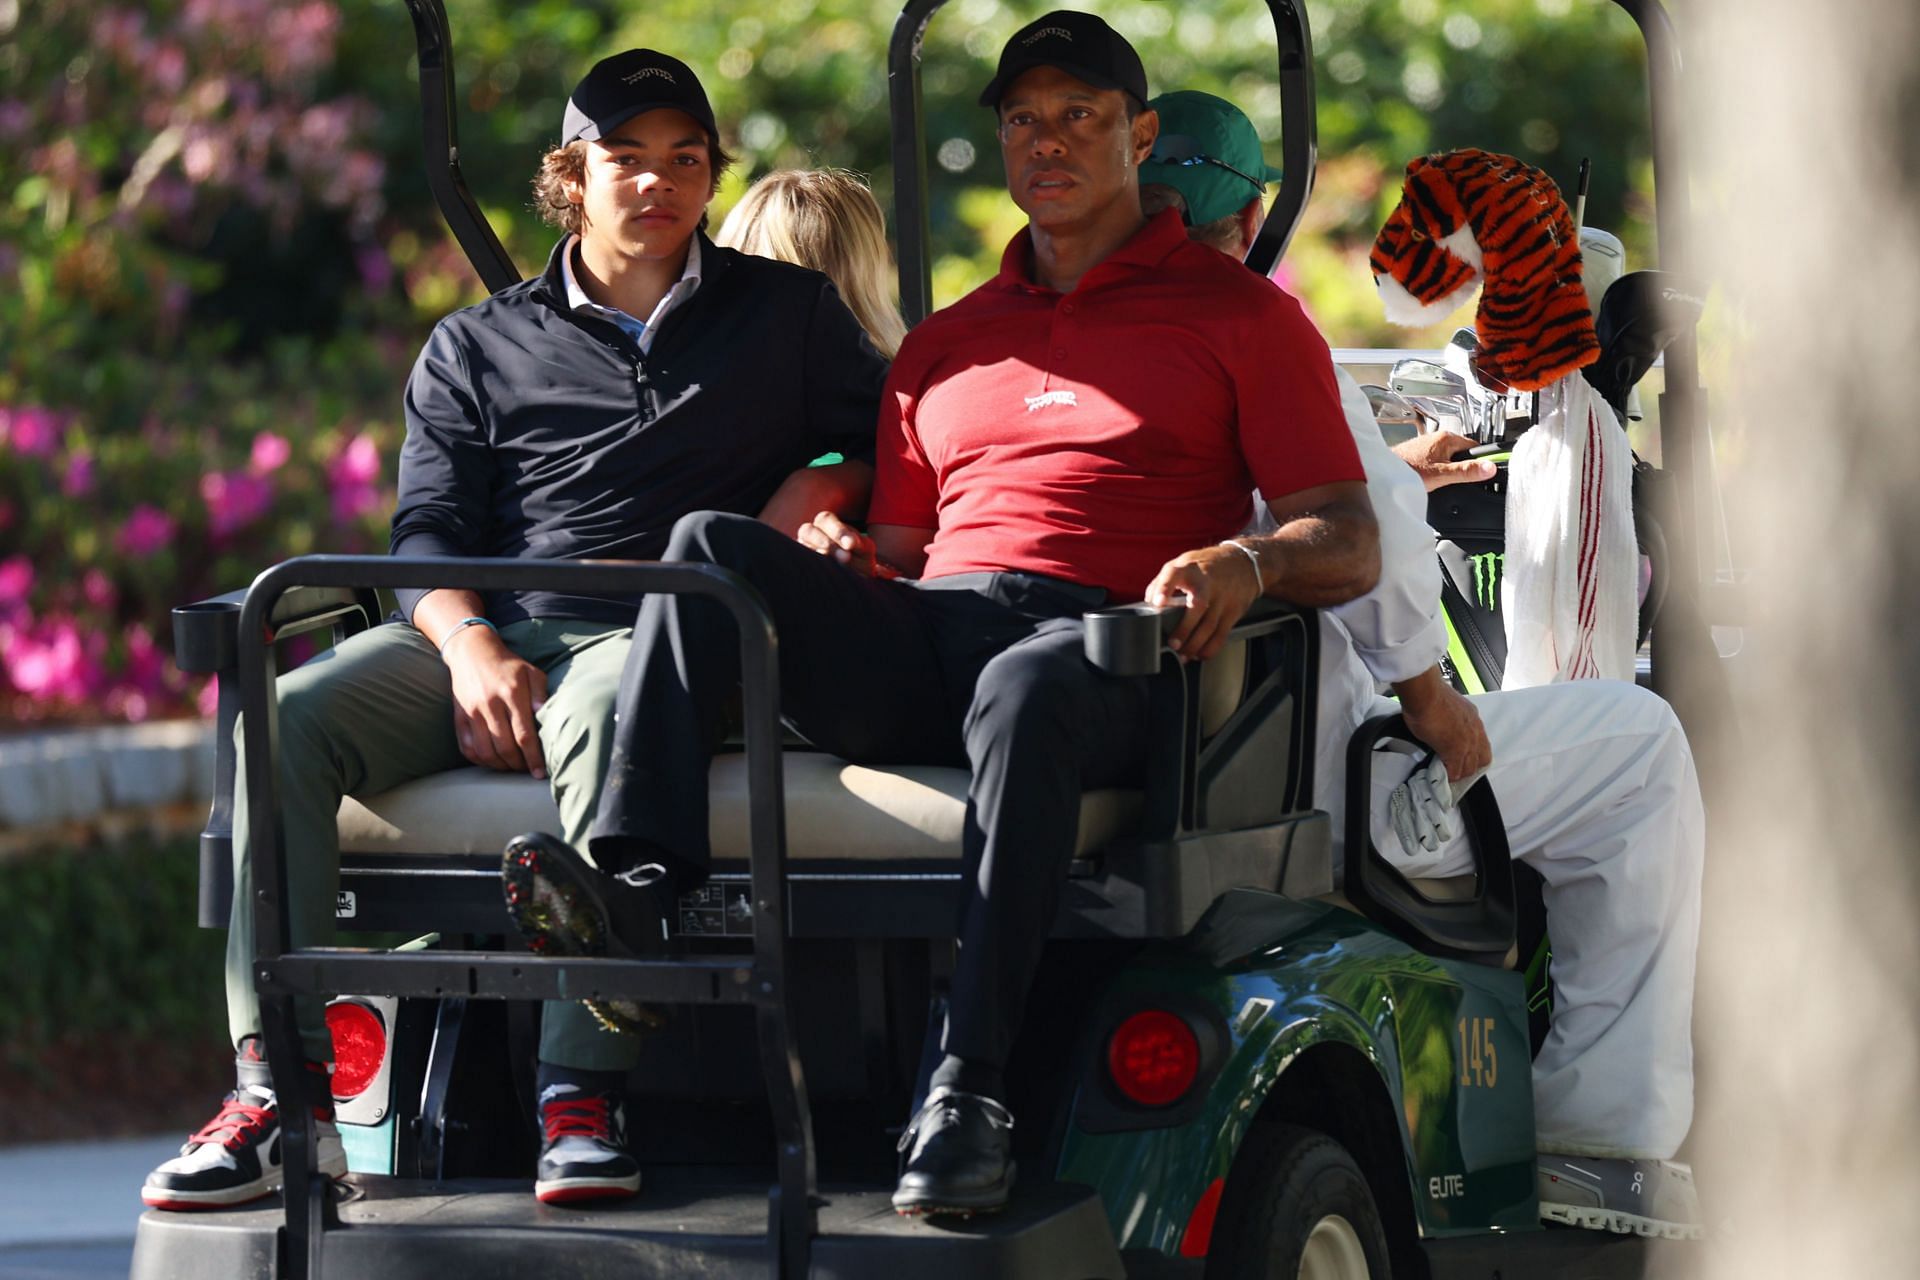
[534,1080,642,1205]
[1538,1154,1703,1240]
[142,1051,345,1211]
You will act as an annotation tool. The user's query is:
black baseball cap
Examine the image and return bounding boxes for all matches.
[978,10,1149,110]
[562,49,718,145]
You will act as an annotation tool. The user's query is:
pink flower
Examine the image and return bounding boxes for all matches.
[1,406,60,457]
[330,482,380,525]
[61,449,95,496]
[327,434,384,525]
[109,688,152,722]
[0,555,31,620]
[123,622,169,697]
[3,616,96,703]
[201,469,275,537]
[196,676,220,719]
[250,431,291,473]
[354,244,392,296]
[117,504,177,557]
[150,43,188,96]
[332,433,380,485]
[82,568,115,609]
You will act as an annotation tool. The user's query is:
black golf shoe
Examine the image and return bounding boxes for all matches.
[502,832,672,1034]
[891,1089,1016,1217]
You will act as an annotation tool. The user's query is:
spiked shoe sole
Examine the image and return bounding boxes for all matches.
[891,1161,1016,1218]
[502,836,665,1033]
[503,837,619,958]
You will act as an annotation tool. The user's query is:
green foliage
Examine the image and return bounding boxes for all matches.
[0,0,1660,724]
[374,0,1659,324]
[0,837,226,1050]
[0,1,413,722]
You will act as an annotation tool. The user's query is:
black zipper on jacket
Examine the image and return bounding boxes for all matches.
[529,235,736,428]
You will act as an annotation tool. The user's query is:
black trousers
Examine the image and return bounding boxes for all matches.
[590,511,1156,1070]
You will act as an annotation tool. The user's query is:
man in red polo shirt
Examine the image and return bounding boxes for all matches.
[503,10,1380,1216]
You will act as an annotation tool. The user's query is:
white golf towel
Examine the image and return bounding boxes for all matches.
[1502,374,1638,685]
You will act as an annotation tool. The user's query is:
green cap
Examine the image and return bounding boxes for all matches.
[1142,90,1283,226]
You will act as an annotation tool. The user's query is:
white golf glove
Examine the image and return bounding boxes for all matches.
[1387,752,1487,864]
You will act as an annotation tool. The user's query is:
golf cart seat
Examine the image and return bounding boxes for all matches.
[180,572,1341,946]
[337,631,1255,876]
[332,755,1154,940]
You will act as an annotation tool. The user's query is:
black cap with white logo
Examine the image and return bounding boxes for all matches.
[978,10,1149,110]
[562,49,718,145]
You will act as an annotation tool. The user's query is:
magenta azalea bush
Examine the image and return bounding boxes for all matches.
[0,0,633,726]
[0,1,430,726]
[1,0,1657,727]
[0,394,405,724]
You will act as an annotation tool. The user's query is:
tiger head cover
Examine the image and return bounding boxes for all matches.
[1369,148,1601,393]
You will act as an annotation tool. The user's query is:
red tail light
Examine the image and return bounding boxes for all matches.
[1107,1009,1201,1107]
[325,1000,387,1100]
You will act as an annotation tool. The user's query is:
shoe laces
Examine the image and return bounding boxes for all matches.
[543,1093,616,1143]
[613,862,671,890]
[189,1090,276,1150]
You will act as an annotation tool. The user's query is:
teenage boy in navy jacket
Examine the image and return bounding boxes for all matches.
[142,50,886,1213]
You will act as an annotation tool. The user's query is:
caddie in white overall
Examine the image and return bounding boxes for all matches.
[1140,88,1706,1241]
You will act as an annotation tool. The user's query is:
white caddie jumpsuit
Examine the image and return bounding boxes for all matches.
[1301,368,1705,1162]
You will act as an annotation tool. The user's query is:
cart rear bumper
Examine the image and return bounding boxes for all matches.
[133,1173,1127,1280]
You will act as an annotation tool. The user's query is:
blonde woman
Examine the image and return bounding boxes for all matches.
[716,169,908,358]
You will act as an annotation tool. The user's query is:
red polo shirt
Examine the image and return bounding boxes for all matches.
[870,208,1362,601]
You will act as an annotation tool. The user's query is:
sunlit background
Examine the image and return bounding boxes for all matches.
[5,1,1919,1265]
[0,0,1659,727]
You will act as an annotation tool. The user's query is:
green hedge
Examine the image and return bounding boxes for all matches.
[1,836,226,1057]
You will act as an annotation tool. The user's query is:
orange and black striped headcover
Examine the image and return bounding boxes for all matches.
[1369,148,1599,392]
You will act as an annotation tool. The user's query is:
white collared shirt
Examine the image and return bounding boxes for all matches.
[561,233,702,354]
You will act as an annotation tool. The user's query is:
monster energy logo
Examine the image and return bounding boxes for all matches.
[1470,552,1504,612]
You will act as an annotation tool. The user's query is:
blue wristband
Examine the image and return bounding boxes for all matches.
[439,616,498,652]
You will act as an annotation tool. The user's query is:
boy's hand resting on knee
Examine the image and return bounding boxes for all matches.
[443,626,549,780]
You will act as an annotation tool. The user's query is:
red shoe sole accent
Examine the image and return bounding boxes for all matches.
[142,1191,274,1212]
[536,1184,639,1205]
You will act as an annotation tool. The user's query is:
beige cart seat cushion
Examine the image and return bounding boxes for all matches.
[337,752,1143,863]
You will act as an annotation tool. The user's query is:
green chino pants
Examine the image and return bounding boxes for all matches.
[225,617,645,1073]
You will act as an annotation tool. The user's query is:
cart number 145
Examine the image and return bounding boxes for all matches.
[1456,1017,1498,1088]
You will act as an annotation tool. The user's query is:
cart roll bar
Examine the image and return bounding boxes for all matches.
[887,0,941,327]
[889,0,1317,324]
[235,555,815,1279]
[1343,713,1516,966]
[1241,0,1317,277]
[403,0,521,293]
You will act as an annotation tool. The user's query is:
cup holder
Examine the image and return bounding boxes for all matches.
[1083,603,1183,676]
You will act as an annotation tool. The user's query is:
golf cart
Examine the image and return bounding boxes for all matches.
[133,1,1718,1277]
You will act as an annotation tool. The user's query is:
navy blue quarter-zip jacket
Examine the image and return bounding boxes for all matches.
[390,235,887,625]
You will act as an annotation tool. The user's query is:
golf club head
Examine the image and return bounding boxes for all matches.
[1390,355,1466,399]
[1581,271,1704,418]
[1362,385,1433,446]
[1404,394,1472,439]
